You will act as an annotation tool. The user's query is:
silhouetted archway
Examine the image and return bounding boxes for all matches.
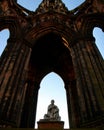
[35,72,69,128]
[20,32,76,128]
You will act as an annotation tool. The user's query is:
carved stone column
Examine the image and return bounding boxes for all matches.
[20,81,39,128]
[70,36,104,127]
[65,80,80,128]
[0,39,31,127]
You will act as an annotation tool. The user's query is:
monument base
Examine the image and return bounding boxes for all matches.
[37,119,64,129]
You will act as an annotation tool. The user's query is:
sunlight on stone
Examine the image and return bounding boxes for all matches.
[0,29,10,56]
[35,72,69,129]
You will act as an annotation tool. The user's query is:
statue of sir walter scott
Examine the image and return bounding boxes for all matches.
[44,100,61,121]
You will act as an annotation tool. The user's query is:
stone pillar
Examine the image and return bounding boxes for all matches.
[70,36,104,127]
[20,81,39,128]
[65,80,80,128]
[0,39,31,127]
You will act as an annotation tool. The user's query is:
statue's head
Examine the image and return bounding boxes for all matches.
[51,99,54,104]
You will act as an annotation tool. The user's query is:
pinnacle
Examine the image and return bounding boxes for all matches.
[36,0,68,14]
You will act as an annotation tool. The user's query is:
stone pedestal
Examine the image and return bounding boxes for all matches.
[37,119,64,129]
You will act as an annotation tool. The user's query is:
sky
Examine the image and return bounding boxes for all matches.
[0,0,104,129]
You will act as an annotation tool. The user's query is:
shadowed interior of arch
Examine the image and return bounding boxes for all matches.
[30,32,72,70]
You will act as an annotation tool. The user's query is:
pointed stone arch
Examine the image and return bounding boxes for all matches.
[36,71,69,128]
[20,31,77,128]
[0,17,20,37]
[81,14,104,38]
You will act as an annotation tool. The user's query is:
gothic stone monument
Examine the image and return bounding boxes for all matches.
[0,0,104,128]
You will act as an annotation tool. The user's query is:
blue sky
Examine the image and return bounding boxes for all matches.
[0,0,104,128]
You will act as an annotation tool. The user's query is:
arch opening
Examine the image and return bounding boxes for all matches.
[35,72,69,128]
[0,29,10,56]
[23,32,76,128]
[93,27,104,59]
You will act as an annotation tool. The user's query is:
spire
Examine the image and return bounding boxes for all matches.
[36,0,68,14]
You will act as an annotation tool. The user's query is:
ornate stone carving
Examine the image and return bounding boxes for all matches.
[35,0,68,15]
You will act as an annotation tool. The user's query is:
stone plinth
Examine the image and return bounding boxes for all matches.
[37,119,64,129]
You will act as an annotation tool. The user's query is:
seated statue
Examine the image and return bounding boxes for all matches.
[44,100,61,121]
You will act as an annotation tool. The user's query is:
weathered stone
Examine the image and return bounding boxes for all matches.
[0,0,104,128]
